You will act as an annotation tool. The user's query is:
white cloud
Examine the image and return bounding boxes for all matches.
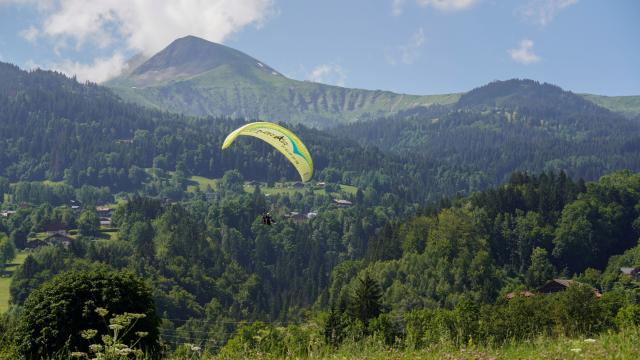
[386,27,425,65]
[19,25,39,43]
[24,59,41,70]
[7,0,274,82]
[36,0,274,55]
[392,0,405,16]
[508,39,541,65]
[519,0,578,26]
[393,0,477,15]
[416,0,478,11]
[51,52,128,83]
[306,63,347,87]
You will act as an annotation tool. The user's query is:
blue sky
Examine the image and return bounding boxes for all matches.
[0,0,638,95]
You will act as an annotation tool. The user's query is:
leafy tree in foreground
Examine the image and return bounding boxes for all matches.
[15,268,160,359]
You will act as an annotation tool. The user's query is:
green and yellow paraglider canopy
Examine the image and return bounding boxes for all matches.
[222,122,313,182]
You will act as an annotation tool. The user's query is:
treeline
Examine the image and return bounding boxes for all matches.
[326,170,640,312]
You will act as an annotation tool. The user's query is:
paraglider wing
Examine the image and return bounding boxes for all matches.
[221,122,313,182]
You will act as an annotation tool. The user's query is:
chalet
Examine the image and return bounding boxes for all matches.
[333,199,353,207]
[96,206,113,217]
[306,212,318,219]
[538,279,602,298]
[100,218,112,227]
[26,239,48,249]
[43,222,69,235]
[315,182,326,188]
[43,233,74,248]
[0,210,16,217]
[620,267,640,279]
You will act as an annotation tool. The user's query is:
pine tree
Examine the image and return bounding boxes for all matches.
[348,272,383,326]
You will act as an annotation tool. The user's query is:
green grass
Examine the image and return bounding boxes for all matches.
[212,327,640,359]
[0,251,28,313]
[187,175,358,197]
[187,175,219,192]
[582,94,640,117]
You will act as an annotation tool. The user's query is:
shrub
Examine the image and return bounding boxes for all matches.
[15,268,160,358]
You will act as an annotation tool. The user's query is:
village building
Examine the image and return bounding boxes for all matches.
[620,267,640,279]
[26,239,48,249]
[96,206,113,217]
[43,222,69,235]
[0,210,16,217]
[537,279,602,298]
[333,199,353,207]
[43,233,75,248]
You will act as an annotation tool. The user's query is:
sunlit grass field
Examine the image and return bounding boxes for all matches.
[187,175,358,196]
[0,251,28,313]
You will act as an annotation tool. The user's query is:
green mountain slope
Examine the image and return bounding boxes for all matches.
[331,79,640,183]
[105,36,460,128]
[580,93,640,118]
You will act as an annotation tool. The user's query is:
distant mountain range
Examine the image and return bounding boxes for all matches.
[331,79,640,183]
[105,36,639,127]
[105,36,459,128]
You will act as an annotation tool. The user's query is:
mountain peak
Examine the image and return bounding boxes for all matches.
[126,35,280,86]
[457,79,608,115]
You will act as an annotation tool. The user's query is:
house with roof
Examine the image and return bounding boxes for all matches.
[620,267,640,279]
[538,279,602,298]
[96,206,113,217]
[43,233,74,248]
[333,199,353,207]
[26,239,48,249]
[43,222,69,235]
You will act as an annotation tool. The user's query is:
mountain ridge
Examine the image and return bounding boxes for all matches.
[102,36,639,125]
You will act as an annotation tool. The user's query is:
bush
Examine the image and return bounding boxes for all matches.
[615,304,640,329]
[368,313,404,346]
[15,268,160,358]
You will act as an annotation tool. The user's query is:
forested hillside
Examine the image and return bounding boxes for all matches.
[332,79,640,183]
[0,62,478,204]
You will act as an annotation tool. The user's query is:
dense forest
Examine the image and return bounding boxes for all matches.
[331,79,640,184]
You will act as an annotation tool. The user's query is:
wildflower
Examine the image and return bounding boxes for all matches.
[81,329,98,340]
[95,307,109,318]
[108,324,125,331]
[570,348,582,353]
[190,345,201,352]
[89,344,103,353]
[135,331,149,338]
[584,338,596,343]
[70,352,86,358]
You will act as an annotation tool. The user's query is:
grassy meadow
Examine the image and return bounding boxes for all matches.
[0,251,27,313]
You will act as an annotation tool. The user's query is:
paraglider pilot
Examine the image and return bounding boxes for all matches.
[262,211,273,225]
